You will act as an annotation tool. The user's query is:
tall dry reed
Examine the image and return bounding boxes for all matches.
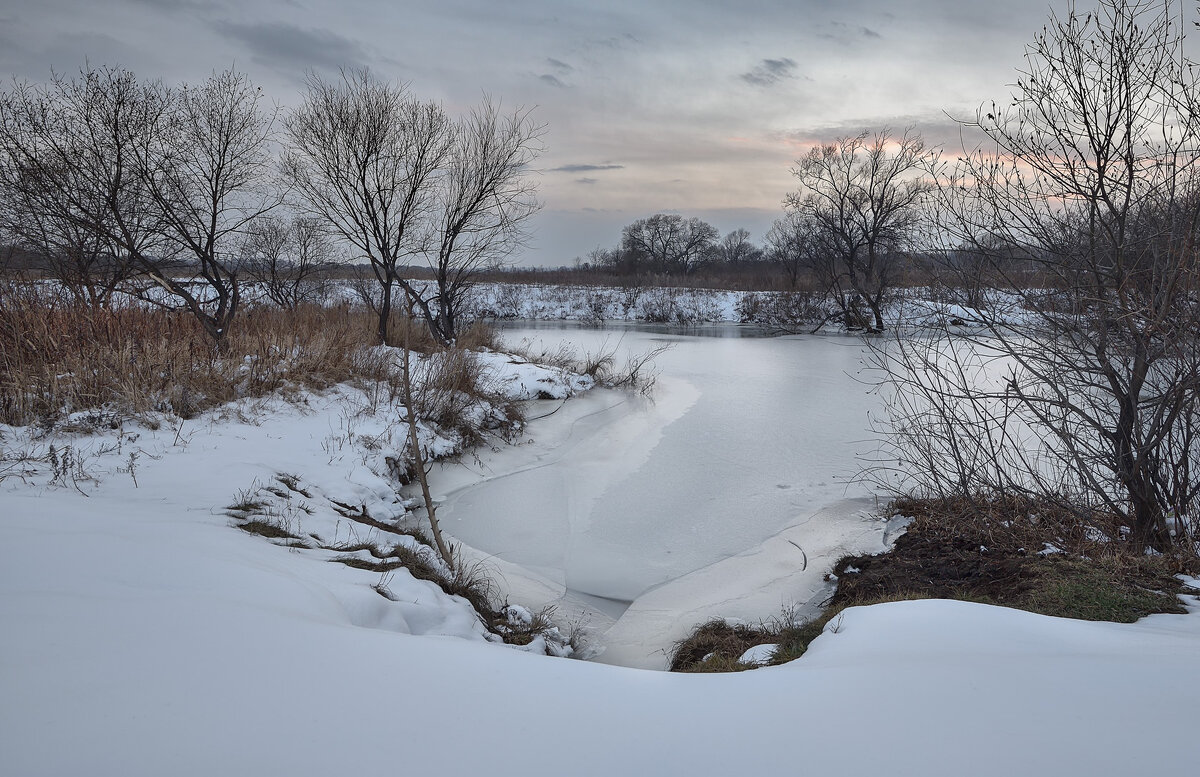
[0,284,390,426]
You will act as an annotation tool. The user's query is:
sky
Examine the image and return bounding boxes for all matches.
[0,0,1090,266]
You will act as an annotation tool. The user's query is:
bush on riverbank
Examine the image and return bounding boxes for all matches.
[670,495,1195,673]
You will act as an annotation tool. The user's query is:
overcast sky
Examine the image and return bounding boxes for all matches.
[1,0,1083,266]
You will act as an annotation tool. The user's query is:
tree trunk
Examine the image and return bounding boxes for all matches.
[867,296,886,333]
[399,302,454,566]
[435,289,455,346]
[377,276,393,345]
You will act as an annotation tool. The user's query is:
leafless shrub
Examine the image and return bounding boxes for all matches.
[736,290,831,332]
[873,0,1200,553]
[634,287,681,322]
[241,215,337,310]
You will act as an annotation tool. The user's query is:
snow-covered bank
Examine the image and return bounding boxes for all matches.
[0,347,596,655]
[3,488,1197,777]
[2,332,1199,775]
[56,275,996,333]
[462,282,998,331]
[468,282,746,323]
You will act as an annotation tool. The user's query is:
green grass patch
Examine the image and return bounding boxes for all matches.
[1017,558,1184,622]
[672,494,1192,673]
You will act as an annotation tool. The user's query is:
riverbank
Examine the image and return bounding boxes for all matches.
[4,486,1197,777]
[0,340,602,653]
[670,493,1198,672]
[4,319,1200,776]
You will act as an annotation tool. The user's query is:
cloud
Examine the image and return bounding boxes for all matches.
[549,163,624,173]
[575,177,598,185]
[539,59,576,87]
[588,33,639,51]
[210,20,368,72]
[125,0,221,10]
[819,22,884,44]
[780,114,989,152]
[740,57,797,87]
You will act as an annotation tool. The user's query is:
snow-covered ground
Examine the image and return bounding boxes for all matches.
[58,275,1003,331]
[462,282,1007,330]
[3,328,1199,776]
[3,472,1197,777]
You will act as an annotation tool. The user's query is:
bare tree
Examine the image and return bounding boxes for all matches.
[425,98,542,344]
[620,213,719,274]
[875,0,1200,552]
[241,215,336,310]
[713,228,749,264]
[283,70,453,344]
[138,69,280,342]
[0,67,278,341]
[765,214,817,290]
[0,161,139,307]
[0,67,162,307]
[786,129,930,331]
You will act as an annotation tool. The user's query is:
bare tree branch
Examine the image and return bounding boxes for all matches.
[283,69,453,344]
[874,0,1200,552]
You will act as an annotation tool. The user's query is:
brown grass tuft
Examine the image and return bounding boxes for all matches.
[0,283,522,435]
[669,620,772,672]
[0,283,391,426]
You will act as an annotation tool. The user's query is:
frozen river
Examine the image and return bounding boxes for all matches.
[427,324,902,668]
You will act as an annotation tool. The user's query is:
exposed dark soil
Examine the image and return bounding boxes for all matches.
[670,495,1193,672]
[829,499,1187,622]
[236,520,302,541]
[832,528,1033,604]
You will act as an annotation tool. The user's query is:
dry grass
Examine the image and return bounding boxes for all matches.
[236,520,303,541]
[507,338,670,394]
[823,495,1189,626]
[0,282,514,432]
[889,493,1197,573]
[672,493,1195,673]
[0,284,396,426]
[416,348,492,435]
[669,620,772,672]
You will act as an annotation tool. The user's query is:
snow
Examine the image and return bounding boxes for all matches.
[431,327,894,667]
[2,331,1199,776]
[738,643,778,665]
[474,349,594,399]
[2,491,1197,777]
[468,282,746,323]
